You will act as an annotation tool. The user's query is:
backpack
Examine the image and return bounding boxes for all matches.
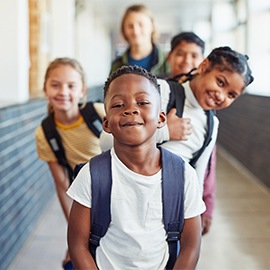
[41,101,103,183]
[166,80,214,168]
[88,147,185,270]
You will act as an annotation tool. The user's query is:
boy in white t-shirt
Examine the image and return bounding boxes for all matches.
[67,65,205,270]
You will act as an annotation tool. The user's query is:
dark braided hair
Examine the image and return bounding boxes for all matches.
[206,46,254,87]
[103,65,160,98]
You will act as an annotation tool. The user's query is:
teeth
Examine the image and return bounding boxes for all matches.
[123,123,141,127]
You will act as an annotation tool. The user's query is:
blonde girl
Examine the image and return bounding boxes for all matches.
[35,57,104,269]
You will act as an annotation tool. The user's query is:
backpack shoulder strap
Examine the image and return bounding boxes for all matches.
[41,114,74,183]
[80,102,103,138]
[166,80,186,117]
[160,147,185,270]
[88,150,112,259]
[189,109,214,168]
[166,80,215,168]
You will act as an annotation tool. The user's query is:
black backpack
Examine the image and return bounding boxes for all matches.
[88,147,185,270]
[41,101,103,183]
[166,80,214,168]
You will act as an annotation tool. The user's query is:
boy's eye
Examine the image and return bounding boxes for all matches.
[176,52,184,57]
[138,101,149,106]
[112,103,123,108]
[192,53,199,59]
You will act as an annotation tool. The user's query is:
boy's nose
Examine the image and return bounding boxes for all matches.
[123,109,139,115]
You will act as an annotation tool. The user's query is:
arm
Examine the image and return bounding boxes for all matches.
[201,146,217,235]
[48,162,73,221]
[68,201,98,269]
[158,79,192,142]
[173,216,202,270]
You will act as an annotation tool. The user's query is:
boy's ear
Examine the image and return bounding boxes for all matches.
[157,111,167,129]
[102,116,111,134]
[197,58,210,73]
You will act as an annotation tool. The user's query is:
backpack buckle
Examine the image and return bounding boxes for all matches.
[167,231,179,242]
[89,233,101,246]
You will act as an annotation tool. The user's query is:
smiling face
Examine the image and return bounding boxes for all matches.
[168,41,204,76]
[191,59,245,110]
[123,11,153,47]
[44,65,85,114]
[103,74,166,147]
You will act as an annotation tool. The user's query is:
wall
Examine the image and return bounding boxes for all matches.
[217,94,270,188]
[0,99,55,269]
[0,0,29,104]
[0,85,102,269]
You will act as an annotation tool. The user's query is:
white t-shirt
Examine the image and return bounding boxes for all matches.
[67,148,205,270]
[157,79,219,193]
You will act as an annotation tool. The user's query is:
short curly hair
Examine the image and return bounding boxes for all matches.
[103,65,160,99]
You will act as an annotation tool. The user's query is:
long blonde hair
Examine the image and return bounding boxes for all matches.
[121,4,158,44]
[43,57,87,114]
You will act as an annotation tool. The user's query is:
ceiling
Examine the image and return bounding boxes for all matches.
[89,0,233,35]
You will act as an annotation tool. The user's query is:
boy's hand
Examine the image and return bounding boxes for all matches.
[201,214,212,235]
[167,108,192,140]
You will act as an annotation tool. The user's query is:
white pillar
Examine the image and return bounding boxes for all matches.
[0,0,29,104]
[50,0,75,59]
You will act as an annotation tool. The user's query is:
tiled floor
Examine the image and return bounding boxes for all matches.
[8,147,270,270]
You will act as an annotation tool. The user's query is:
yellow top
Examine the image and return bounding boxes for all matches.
[35,102,105,170]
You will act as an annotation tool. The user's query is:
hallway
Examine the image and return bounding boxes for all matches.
[8,147,270,270]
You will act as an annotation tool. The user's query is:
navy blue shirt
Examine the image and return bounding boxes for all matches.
[128,49,154,71]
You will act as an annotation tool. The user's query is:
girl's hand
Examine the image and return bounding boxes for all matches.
[167,108,192,140]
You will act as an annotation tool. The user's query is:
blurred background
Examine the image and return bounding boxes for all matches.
[0,0,270,269]
[1,0,270,106]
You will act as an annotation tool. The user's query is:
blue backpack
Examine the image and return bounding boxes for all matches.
[87,147,185,270]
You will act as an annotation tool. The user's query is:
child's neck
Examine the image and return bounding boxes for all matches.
[53,109,81,126]
[130,43,153,60]
[114,144,161,176]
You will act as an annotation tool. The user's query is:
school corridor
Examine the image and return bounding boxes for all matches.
[7,146,270,270]
[1,1,270,269]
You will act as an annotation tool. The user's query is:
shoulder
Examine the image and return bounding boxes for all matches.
[157,78,170,94]
[214,113,219,126]
[67,162,92,208]
[93,102,105,118]
[81,101,105,119]
[111,55,123,66]
[110,51,129,74]
[110,57,123,74]
[35,124,57,162]
[35,124,46,143]
[155,45,168,60]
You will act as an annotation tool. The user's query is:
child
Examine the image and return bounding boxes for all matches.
[35,57,105,269]
[165,31,214,235]
[167,31,205,79]
[67,65,205,270]
[110,4,170,75]
[159,46,254,193]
